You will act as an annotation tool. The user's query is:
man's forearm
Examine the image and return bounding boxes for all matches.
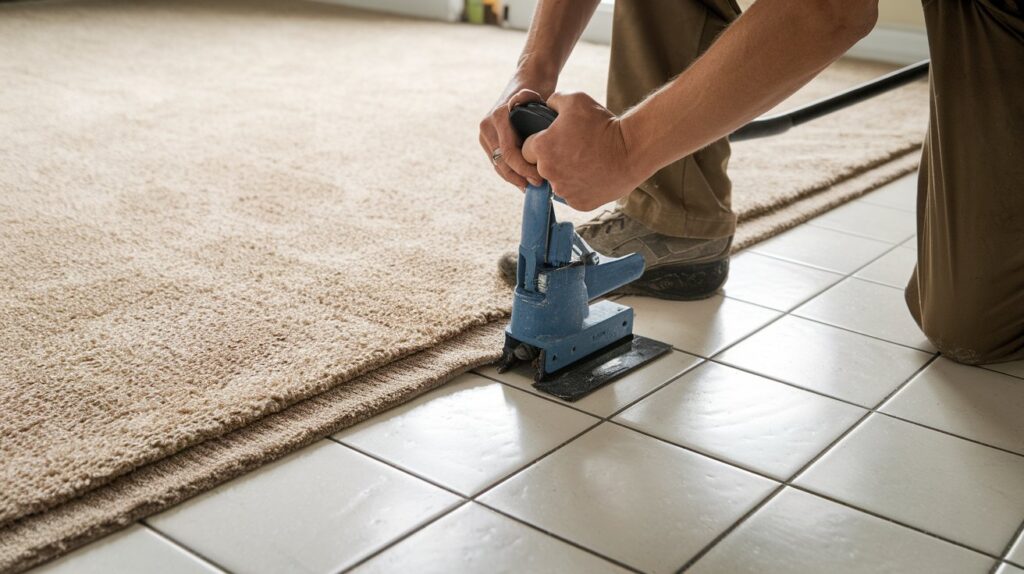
[515,0,601,89]
[620,0,878,179]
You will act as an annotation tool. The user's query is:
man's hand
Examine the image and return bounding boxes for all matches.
[479,81,552,190]
[521,92,644,211]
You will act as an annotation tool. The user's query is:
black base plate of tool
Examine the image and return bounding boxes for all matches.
[533,335,671,402]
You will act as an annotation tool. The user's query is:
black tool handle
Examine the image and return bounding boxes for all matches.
[509,102,558,140]
[730,59,930,141]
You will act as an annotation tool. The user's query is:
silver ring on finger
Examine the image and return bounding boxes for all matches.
[490,148,502,165]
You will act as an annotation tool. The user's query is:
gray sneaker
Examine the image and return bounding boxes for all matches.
[498,208,731,300]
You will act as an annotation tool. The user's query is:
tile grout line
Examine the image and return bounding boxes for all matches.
[709,358,1024,461]
[141,520,236,574]
[472,501,645,574]
[999,519,1024,567]
[335,499,472,574]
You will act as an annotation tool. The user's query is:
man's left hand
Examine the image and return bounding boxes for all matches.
[521,92,644,211]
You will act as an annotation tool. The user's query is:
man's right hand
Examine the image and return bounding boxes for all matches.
[479,79,554,189]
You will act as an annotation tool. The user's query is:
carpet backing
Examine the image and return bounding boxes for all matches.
[0,0,927,570]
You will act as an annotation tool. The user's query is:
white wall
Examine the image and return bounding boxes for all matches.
[314,0,463,21]
[502,0,928,64]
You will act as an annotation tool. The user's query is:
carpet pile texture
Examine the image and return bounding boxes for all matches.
[0,0,927,570]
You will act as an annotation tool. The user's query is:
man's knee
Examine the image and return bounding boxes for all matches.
[918,308,1015,365]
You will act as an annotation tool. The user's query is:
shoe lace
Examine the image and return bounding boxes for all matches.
[580,209,628,235]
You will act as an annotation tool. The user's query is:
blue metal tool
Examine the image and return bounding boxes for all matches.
[496,103,670,401]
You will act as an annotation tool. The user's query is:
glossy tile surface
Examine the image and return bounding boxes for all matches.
[1010,532,1024,567]
[477,350,701,418]
[688,488,993,574]
[882,359,1024,455]
[795,278,935,351]
[858,174,917,212]
[336,374,596,495]
[352,503,627,574]
[796,414,1024,555]
[718,315,933,406]
[808,201,916,243]
[616,362,865,479]
[622,294,781,358]
[854,245,916,288]
[148,441,459,574]
[724,252,843,311]
[987,360,1024,379]
[479,423,776,573]
[31,525,218,574]
[750,224,892,274]
[999,563,1024,574]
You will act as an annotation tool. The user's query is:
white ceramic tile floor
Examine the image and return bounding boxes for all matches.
[687,488,994,574]
[39,173,1024,573]
[724,251,843,311]
[881,358,1024,456]
[854,245,917,288]
[335,373,597,495]
[750,224,893,274]
[622,293,781,358]
[352,503,628,574]
[718,314,933,407]
[146,440,460,574]
[615,362,865,480]
[795,277,936,352]
[857,175,918,212]
[795,414,1024,556]
[478,423,777,573]
[807,201,917,244]
[32,524,221,574]
[1008,531,1024,566]
[999,563,1024,574]
[987,360,1024,379]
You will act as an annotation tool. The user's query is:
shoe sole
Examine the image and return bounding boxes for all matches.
[613,258,730,301]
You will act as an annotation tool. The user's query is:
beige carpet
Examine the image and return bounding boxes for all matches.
[0,0,928,571]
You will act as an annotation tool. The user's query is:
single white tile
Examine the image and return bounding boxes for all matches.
[882,359,1024,455]
[808,201,917,243]
[854,247,917,288]
[621,294,781,358]
[986,360,1024,380]
[616,362,865,480]
[750,224,893,274]
[718,315,932,407]
[479,424,776,573]
[352,503,628,574]
[148,440,459,574]
[999,563,1024,574]
[795,414,1024,555]
[31,524,217,574]
[858,174,918,212]
[724,252,843,311]
[335,374,596,495]
[477,350,702,418]
[687,488,993,574]
[1010,532,1024,567]
[794,278,935,352]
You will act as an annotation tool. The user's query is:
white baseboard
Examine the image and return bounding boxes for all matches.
[313,0,463,22]
[503,0,929,64]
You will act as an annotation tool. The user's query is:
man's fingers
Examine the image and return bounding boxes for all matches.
[521,134,538,165]
[507,88,544,111]
[494,159,527,189]
[545,92,568,112]
[495,120,542,186]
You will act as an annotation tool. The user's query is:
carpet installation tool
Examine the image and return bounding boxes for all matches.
[496,59,930,402]
[496,102,672,402]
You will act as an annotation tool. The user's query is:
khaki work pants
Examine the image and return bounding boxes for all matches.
[608,0,1024,363]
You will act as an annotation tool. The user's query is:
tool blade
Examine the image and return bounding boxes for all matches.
[533,335,671,402]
